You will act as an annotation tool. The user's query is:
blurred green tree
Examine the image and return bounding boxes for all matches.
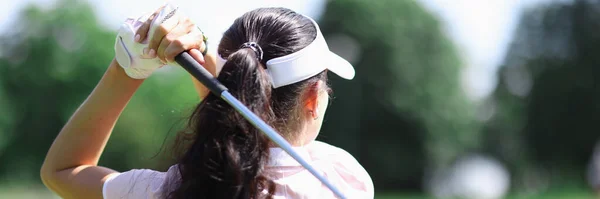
[483,0,600,191]
[318,0,478,191]
[0,0,198,184]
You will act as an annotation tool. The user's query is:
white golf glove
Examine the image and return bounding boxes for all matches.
[114,4,180,79]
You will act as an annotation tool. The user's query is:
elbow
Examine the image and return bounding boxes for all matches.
[40,163,52,187]
[40,163,66,197]
[40,166,68,199]
[40,162,57,191]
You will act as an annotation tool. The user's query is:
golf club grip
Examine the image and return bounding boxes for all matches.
[175,52,227,96]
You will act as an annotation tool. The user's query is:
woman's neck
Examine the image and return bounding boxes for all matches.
[272,132,318,148]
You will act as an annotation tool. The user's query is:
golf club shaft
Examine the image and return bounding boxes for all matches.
[175,52,346,199]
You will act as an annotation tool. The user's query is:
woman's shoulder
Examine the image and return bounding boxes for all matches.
[307,141,365,169]
[307,141,355,158]
[103,165,180,199]
[307,141,375,198]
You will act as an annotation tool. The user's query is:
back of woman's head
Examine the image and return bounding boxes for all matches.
[168,7,329,199]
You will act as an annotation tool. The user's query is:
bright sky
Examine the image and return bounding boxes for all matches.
[0,0,557,101]
[419,0,558,100]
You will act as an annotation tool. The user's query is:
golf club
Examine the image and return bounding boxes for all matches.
[175,52,347,199]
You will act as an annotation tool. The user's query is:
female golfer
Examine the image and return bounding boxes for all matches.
[41,5,373,199]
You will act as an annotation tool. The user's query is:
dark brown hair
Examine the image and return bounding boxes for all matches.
[167,7,329,199]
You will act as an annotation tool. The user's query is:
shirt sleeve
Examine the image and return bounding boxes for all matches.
[102,165,180,199]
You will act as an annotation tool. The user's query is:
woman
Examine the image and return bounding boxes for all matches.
[41,5,374,199]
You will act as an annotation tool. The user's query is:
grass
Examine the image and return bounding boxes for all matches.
[0,186,60,199]
[374,190,596,199]
[0,186,595,199]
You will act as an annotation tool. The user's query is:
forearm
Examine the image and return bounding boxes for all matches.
[42,59,142,176]
[191,51,218,99]
[192,76,210,98]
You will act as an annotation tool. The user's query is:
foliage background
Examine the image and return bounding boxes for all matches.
[0,0,598,198]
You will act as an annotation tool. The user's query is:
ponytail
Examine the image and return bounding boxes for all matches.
[168,47,276,199]
[168,7,324,199]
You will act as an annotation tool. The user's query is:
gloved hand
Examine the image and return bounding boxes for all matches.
[114,4,181,79]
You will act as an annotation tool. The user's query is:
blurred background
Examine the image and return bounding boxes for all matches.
[0,0,599,198]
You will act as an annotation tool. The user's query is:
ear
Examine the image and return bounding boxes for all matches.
[303,81,322,119]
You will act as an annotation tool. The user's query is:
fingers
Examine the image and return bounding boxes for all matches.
[156,17,198,62]
[156,19,192,62]
[148,15,182,55]
[134,6,164,43]
[163,33,205,63]
[134,6,204,66]
[189,49,206,66]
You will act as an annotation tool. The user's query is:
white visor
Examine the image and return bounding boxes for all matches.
[216,15,355,88]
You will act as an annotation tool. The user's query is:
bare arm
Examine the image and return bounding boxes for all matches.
[41,5,211,198]
[40,59,143,199]
[190,51,219,99]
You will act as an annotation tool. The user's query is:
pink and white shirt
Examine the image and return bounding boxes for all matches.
[103,141,374,199]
